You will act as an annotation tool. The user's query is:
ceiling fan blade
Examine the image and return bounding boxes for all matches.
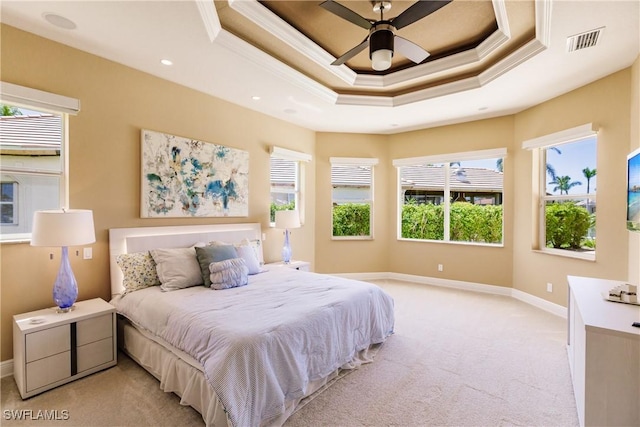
[320,0,372,30]
[331,38,370,65]
[391,0,452,30]
[395,36,430,64]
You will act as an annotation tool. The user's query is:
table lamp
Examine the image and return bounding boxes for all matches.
[275,210,300,264]
[31,209,96,312]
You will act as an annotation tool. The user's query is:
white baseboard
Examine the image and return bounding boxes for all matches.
[1,359,14,378]
[332,271,567,318]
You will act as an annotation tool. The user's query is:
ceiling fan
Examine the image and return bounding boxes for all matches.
[320,0,452,71]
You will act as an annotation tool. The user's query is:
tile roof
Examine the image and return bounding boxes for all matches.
[401,165,503,192]
[0,114,62,149]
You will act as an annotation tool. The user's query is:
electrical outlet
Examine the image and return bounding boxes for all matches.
[438,264,443,272]
[546,282,553,293]
[83,247,93,260]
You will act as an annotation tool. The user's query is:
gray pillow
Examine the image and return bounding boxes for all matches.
[209,258,248,290]
[150,247,203,291]
[195,245,238,287]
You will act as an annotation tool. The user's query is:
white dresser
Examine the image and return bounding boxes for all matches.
[567,276,640,427]
[13,298,117,399]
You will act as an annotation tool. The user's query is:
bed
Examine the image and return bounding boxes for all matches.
[108,223,394,426]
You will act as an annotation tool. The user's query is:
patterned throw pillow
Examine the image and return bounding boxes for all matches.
[116,252,160,295]
[209,258,249,290]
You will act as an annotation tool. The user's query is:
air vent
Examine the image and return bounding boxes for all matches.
[567,27,604,52]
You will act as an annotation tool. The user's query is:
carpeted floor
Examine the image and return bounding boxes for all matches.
[1,279,579,426]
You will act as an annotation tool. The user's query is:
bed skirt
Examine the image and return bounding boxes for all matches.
[118,317,381,426]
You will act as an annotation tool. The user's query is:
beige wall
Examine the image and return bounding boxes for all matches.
[0,25,316,361]
[314,133,391,273]
[1,22,638,363]
[512,69,631,305]
[385,116,516,287]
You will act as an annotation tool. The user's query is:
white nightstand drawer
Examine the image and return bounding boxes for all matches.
[77,337,114,373]
[77,313,112,346]
[26,351,70,392]
[14,298,117,399]
[26,324,70,363]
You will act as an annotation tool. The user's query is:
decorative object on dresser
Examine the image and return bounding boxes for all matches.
[30,209,96,312]
[566,276,640,427]
[275,209,300,263]
[13,298,117,399]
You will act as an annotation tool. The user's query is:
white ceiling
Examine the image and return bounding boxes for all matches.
[1,0,639,134]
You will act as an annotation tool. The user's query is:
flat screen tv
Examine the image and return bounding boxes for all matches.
[627,147,640,232]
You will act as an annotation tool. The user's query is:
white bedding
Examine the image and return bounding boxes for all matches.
[112,268,394,427]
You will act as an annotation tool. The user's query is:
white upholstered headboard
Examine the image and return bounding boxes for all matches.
[109,223,262,298]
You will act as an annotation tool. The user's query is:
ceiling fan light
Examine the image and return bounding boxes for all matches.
[371,49,393,71]
[370,27,394,71]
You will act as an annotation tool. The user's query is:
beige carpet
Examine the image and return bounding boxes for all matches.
[1,279,579,426]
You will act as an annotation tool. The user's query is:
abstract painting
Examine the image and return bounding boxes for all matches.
[141,130,249,217]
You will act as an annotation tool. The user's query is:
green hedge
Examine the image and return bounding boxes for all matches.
[401,201,502,243]
[333,203,370,236]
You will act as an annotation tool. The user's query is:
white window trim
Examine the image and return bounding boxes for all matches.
[330,157,378,240]
[269,146,311,226]
[0,82,77,243]
[524,125,598,260]
[0,82,80,115]
[394,148,506,246]
[393,148,506,167]
[522,123,597,150]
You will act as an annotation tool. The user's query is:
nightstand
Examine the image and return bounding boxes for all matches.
[13,298,117,399]
[266,260,311,272]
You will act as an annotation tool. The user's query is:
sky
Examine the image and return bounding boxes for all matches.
[460,137,597,195]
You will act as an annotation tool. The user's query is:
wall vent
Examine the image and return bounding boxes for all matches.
[567,27,604,52]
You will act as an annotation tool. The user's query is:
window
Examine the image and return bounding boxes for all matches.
[393,148,505,244]
[1,182,18,225]
[0,82,80,242]
[269,146,311,224]
[523,123,597,258]
[331,157,378,239]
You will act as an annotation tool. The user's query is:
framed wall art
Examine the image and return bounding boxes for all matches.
[141,129,249,218]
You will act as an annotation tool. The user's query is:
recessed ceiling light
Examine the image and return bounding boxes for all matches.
[390,123,399,127]
[160,59,173,66]
[43,13,77,30]
[252,96,261,101]
[284,108,297,114]
[478,106,489,111]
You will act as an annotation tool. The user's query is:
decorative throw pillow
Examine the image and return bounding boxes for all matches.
[209,258,248,290]
[235,243,262,275]
[116,251,160,295]
[150,247,203,292]
[195,245,238,287]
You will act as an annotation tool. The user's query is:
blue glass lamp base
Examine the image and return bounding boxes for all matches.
[282,229,292,264]
[53,246,78,313]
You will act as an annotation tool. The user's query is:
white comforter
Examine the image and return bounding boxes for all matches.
[113,268,394,427]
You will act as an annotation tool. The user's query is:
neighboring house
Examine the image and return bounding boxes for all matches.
[0,114,61,235]
[401,165,504,205]
[320,164,504,206]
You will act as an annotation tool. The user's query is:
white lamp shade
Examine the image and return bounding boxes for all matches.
[371,49,393,71]
[275,210,301,229]
[31,209,96,247]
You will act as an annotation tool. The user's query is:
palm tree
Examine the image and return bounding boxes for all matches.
[549,175,582,195]
[582,167,596,193]
[0,104,21,116]
[545,146,562,181]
